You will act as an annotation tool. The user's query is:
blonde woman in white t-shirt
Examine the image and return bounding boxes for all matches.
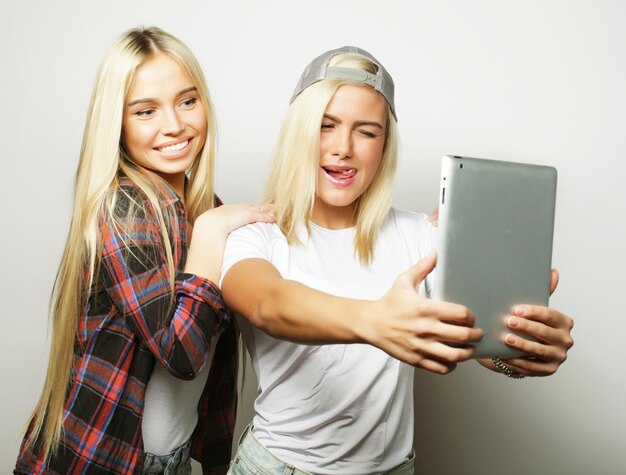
[220,47,574,475]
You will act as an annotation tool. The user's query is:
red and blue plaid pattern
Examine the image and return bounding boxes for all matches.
[15,178,236,474]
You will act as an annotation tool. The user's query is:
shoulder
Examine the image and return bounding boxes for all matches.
[221,222,285,287]
[116,176,179,207]
[113,178,149,213]
[100,178,179,245]
[226,222,286,252]
[384,207,438,249]
[110,177,182,221]
[386,207,431,232]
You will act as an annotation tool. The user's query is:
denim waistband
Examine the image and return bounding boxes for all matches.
[228,424,415,475]
[143,437,192,475]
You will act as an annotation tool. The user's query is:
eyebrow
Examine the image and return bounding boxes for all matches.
[127,86,199,107]
[323,113,385,129]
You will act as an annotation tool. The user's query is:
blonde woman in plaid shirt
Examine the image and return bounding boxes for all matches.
[14,27,273,474]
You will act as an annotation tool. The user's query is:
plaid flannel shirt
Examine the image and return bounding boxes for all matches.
[15,178,236,474]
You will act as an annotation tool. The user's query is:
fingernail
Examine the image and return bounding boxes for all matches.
[506,334,517,344]
[514,306,526,316]
[509,317,520,328]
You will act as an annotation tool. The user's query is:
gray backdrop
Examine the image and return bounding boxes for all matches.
[1,1,624,474]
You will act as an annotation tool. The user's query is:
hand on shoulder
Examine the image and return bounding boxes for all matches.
[186,204,275,283]
[195,204,275,235]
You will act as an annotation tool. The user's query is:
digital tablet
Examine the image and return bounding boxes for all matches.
[432,155,557,358]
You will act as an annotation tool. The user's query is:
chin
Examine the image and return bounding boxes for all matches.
[319,196,359,209]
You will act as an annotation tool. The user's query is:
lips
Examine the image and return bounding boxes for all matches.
[322,165,357,186]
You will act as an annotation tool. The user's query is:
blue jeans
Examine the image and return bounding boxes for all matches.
[227,425,415,475]
[143,438,192,475]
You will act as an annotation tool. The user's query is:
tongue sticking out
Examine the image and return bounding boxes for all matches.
[325,167,356,179]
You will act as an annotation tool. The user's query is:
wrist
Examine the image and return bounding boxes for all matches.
[192,212,228,240]
[353,300,378,346]
[185,222,227,284]
[491,357,527,379]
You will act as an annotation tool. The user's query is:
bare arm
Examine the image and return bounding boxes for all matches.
[221,257,366,343]
[97,195,275,379]
[222,251,483,374]
[185,204,275,283]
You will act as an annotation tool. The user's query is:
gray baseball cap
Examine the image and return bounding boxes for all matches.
[289,46,397,121]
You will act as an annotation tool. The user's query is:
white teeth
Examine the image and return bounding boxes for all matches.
[324,167,355,172]
[159,140,188,153]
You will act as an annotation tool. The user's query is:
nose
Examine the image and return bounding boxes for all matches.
[332,129,353,159]
[161,108,184,136]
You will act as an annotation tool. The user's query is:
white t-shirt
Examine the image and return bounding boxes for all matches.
[142,335,218,455]
[221,208,436,475]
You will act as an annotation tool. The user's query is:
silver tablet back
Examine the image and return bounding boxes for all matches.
[433,155,557,358]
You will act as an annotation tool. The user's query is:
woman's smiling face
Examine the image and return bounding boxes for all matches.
[122,53,207,195]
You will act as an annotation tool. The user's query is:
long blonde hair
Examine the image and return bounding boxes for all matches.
[264,53,398,264]
[26,26,217,460]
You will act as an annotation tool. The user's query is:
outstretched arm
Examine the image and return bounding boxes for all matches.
[221,251,483,374]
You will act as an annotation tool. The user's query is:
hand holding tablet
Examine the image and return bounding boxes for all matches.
[432,155,558,359]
